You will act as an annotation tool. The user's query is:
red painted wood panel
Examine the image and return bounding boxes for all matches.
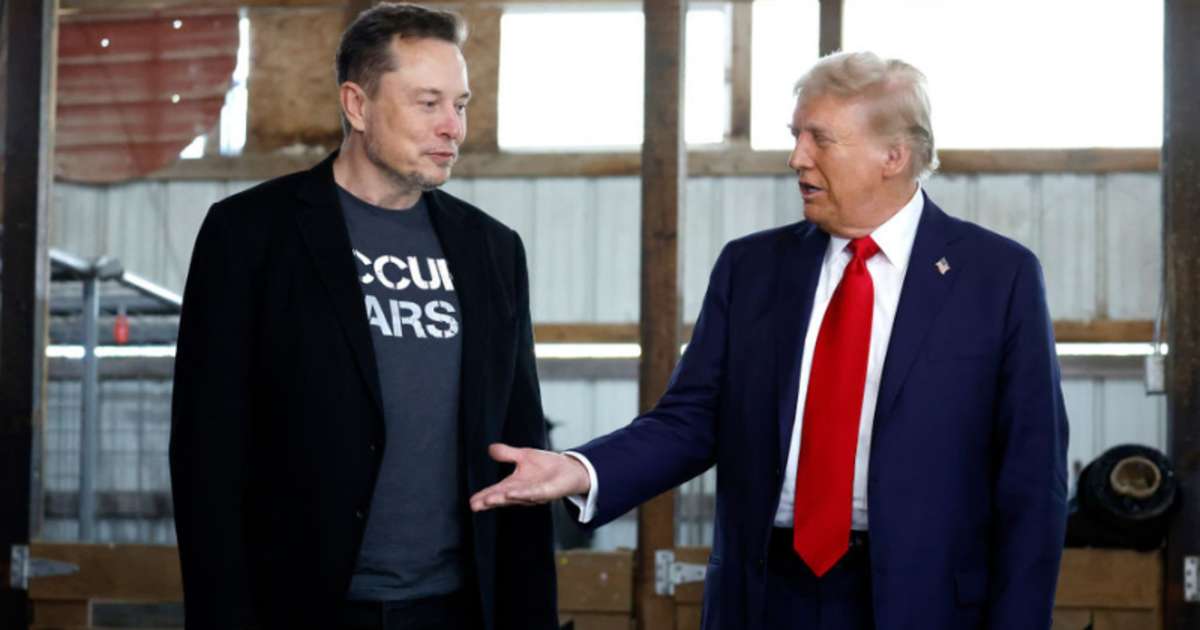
[56,10,237,182]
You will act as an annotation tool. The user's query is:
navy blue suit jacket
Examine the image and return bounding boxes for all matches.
[574,195,1069,630]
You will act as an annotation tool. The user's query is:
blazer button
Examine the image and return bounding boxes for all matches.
[355,510,365,520]
[368,442,378,454]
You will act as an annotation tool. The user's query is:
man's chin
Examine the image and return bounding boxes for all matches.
[417,168,452,191]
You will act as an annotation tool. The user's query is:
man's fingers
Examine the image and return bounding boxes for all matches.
[469,480,541,512]
[487,442,522,464]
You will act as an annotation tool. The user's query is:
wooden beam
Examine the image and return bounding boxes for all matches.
[818,0,843,57]
[938,148,1160,174]
[460,4,501,153]
[60,0,641,10]
[1,1,57,627]
[1164,0,1200,626]
[1052,320,1154,343]
[727,0,752,144]
[27,543,182,602]
[636,1,683,629]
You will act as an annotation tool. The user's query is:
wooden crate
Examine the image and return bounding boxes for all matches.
[556,549,635,630]
[1052,548,1163,630]
[666,546,1164,630]
[29,544,637,629]
[28,542,182,630]
[28,544,1158,629]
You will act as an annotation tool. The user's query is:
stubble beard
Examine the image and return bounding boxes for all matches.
[364,132,448,195]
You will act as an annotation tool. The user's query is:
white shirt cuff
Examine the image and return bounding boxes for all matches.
[562,451,599,524]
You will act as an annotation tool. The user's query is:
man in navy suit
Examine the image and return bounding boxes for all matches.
[471,51,1068,630]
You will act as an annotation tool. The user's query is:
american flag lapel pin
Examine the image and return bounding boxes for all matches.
[935,257,951,275]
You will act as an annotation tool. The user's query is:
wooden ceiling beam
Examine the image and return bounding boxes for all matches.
[60,0,660,12]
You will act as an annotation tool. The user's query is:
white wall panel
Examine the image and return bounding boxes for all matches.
[1099,378,1167,448]
[50,171,1163,324]
[1104,174,1161,319]
[974,175,1038,252]
[1039,175,1099,320]
[531,178,595,321]
[162,181,225,290]
[51,183,106,259]
[921,174,971,220]
[683,178,723,322]
[592,178,641,321]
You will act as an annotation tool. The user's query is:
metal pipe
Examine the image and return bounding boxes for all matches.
[79,275,100,541]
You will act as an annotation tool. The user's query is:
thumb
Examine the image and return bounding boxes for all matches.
[487,442,523,464]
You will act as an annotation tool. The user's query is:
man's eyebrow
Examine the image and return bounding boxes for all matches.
[409,88,472,102]
[788,122,830,136]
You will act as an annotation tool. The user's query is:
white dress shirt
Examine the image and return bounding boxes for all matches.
[772,186,924,530]
[569,187,925,528]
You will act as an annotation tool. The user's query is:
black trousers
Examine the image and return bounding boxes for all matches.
[764,528,875,630]
[339,590,482,630]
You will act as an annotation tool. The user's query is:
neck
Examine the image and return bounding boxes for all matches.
[332,135,422,209]
[836,180,919,239]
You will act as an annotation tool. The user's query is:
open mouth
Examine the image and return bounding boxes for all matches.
[799,182,824,197]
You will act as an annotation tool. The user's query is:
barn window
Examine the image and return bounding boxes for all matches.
[497,3,730,150]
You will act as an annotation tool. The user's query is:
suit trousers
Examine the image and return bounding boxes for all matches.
[764,528,875,630]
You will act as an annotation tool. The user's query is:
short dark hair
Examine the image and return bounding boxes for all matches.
[335,3,466,133]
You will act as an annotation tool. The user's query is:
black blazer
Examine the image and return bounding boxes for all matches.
[169,153,557,629]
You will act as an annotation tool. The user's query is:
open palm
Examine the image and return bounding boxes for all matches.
[469,443,591,511]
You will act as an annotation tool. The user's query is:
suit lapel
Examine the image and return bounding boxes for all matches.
[875,196,961,421]
[293,154,384,419]
[425,191,492,468]
[774,223,829,468]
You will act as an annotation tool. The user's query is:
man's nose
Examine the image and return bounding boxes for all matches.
[788,139,813,171]
[437,105,465,142]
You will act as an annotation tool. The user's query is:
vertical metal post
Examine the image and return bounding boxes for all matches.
[79,276,100,541]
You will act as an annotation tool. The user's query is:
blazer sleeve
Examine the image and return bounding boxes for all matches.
[573,243,735,526]
[987,252,1070,628]
[169,204,260,629]
[494,233,559,630]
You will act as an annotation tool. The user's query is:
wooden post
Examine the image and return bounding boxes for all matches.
[819,0,843,57]
[637,1,684,629]
[728,0,752,145]
[0,0,57,627]
[1164,0,1200,627]
[459,4,501,153]
[346,0,373,24]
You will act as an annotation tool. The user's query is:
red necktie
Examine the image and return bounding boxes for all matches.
[793,236,880,577]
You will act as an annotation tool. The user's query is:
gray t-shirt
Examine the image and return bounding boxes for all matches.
[338,187,466,602]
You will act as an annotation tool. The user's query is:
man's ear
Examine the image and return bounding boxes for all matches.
[881,140,913,179]
[340,82,369,133]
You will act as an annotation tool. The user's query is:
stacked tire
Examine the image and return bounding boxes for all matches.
[1065,444,1180,551]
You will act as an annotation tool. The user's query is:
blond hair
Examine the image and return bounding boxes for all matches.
[794,51,938,179]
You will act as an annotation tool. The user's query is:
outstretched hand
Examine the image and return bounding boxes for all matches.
[469,443,591,511]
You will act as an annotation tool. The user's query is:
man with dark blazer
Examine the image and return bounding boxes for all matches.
[169,4,556,629]
[471,51,1068,630]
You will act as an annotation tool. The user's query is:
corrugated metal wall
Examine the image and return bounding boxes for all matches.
[52,172,1162,322]
[45,171,1166,548]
